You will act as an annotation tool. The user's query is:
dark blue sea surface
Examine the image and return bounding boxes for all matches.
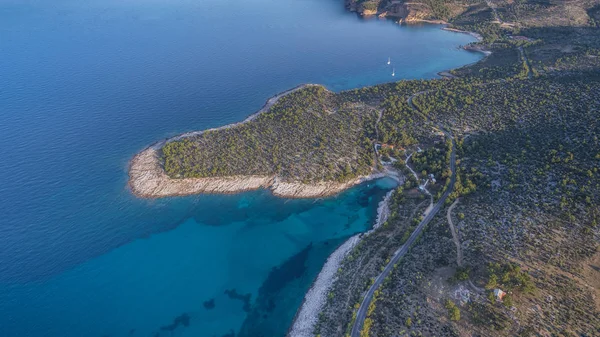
[0,0,480,336]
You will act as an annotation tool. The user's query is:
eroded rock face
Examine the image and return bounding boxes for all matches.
[128,146,382,199]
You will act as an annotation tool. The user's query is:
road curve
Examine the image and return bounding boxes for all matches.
[350,92,457,337]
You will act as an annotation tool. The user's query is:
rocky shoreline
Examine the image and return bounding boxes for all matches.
[437,27,491,78]
[126,4,485,335]
[128,144,388,199]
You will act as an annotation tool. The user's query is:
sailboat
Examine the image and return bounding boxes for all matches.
[387,57,391,65]
[392,68,395,77]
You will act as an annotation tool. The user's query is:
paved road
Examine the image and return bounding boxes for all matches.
[350,93,457,337]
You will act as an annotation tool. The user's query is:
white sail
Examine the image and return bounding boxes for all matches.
[387,57,391,65]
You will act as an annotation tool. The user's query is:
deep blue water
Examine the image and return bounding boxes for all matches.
[0,0,480,336]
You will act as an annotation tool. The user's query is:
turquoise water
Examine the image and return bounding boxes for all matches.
[0,179,397,337]
[0,0,480,336]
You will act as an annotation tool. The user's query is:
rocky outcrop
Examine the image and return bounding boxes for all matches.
[346,0,451,24]
[270,174,385,198]
[383,2,410,19]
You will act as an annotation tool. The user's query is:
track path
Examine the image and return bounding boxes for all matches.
[446,198,463,267]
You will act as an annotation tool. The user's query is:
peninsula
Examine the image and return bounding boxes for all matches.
[128,85,395,199]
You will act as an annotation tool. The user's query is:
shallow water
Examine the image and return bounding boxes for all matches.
[0,178,398,337]
[0,0,480,336]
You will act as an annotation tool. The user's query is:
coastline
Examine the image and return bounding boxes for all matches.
[165,84,319,146]
[288,234,362,337]
[288,189,396,337]
[128,24,485,199]
[128,84,395,199]
[437,26,491,78]
[142,84,318,152]
[442,27,483,42]
[442,27,492,56]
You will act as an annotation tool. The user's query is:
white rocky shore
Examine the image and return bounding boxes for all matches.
[128,145,388,199]
[288,188,397,337]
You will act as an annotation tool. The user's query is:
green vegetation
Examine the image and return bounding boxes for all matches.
[452,267,471,282]
[486,262,536,294]
[444,299,461,321]
[162,86,377,183]
[361,1,379,12]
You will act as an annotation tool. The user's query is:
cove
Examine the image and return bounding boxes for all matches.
[0,0,481,336]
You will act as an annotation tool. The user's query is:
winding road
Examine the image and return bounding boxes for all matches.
[350,92,458,337]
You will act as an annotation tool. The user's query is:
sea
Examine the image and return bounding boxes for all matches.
[0,0,481,336]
